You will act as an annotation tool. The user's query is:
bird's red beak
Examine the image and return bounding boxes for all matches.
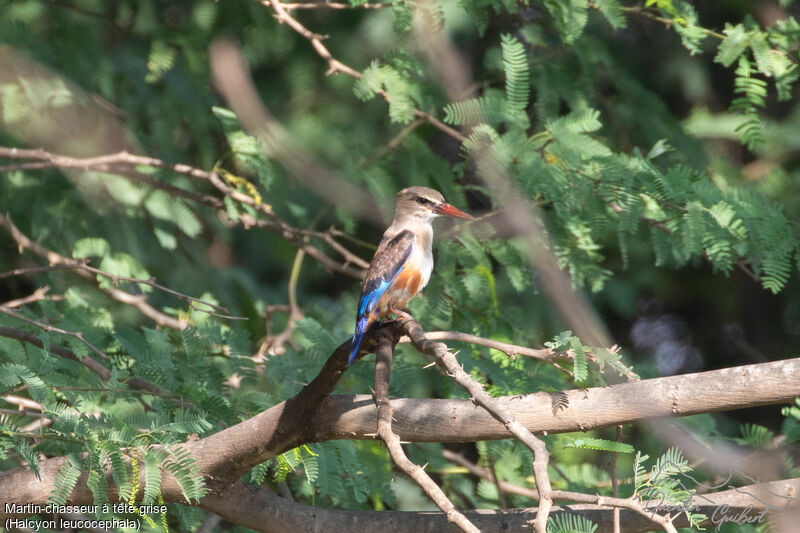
[437,202,474,219]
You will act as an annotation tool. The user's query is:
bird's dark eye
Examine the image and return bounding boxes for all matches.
[416,197,430,206]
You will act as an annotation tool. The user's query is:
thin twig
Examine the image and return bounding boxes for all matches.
[486,455,508,510]
[401,330,637,382]
[550,490,679,533]
[0,146,366,279]
[442,448,680,532]
[616,4,799,66]
[243,215,366,277]
[0,305,110,361]
[0,326,170,397]
[261,1,389,9]
[0,264,84,280]
[401,318,553,533]
[0,147,225,208]
[611,425,622,533]
[373,328,479,533]
[443,448,539,501]
[265,247,305,355]
[0,287,60,309]
[400,330,552,361]
[0,213,189,330]
[261,0,466,142]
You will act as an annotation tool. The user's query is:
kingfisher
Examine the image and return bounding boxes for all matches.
[348,186,473,364]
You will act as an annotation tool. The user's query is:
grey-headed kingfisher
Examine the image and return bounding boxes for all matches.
[348,186,473,364]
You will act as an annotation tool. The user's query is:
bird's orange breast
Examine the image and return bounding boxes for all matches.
[394,267,423,298]
[374,266,423,315]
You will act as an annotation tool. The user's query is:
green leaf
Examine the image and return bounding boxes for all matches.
[212,106,262,159]
[714,23,748,67]
[501,33,530,112]
[161,446,206,503]
[563,437,634,453]
[443,95,511,126]
[570,337,588,384]
[543,0,589,44]
[750,32,778,77]
[73,237,110,259]
[735,423,775,449]
[145,40,177,84]
[142,450,162,505]
[48,457,81,506]
[547,512,598,533]
[593,0,625,29]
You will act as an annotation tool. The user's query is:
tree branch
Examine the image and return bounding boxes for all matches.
[200,477,800,533]
[0,212,188,330]
[310,356,800,442]
[1,321,798,528]
[261,1,390,9]
[0,147,225,208]
[0,326,170,397]
[442,449,680,533]
[0,286,59,308]
[0,146,367,279]
[0,304,111,361]
[399,318,555,533]
[260,0,466,142]
[373,327,479,532]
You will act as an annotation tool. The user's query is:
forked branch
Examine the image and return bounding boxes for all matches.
[373,327,479,533]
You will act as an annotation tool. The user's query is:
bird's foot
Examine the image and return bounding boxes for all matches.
[390,308,412,321]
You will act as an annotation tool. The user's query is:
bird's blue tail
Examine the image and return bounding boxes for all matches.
[348,316,370,365]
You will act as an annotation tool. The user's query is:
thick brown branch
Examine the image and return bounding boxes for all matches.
[310,356,800,442]
[200,477,800,533]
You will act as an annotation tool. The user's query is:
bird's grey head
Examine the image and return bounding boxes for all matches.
[394,186,473,222]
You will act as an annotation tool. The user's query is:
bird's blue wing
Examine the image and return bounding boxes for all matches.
[357,230,416,319]
[348,230,415,365]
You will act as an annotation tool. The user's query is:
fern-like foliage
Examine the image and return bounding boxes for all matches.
[145,40,177,84]
[634,448,706,528]
[547,512,598,533]
[731,57,767,149]
[160,446,206,503]
[592,0,626,30]
[501,34,529,114]
[48,456,81,506]
[735,423,775,449]
[562,437,634,454]
[543,0,589,45]
[443,94,511,127]
[354,60,422,124]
